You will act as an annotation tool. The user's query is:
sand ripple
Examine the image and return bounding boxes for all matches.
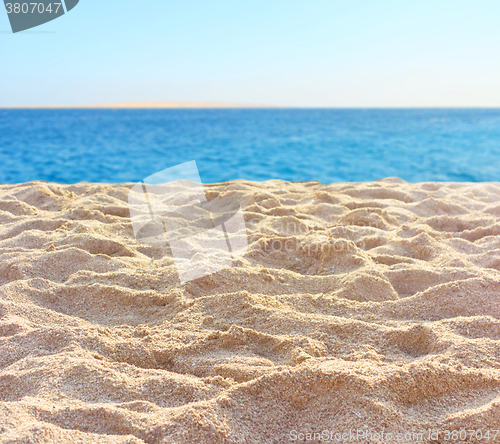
[1,179,500,443]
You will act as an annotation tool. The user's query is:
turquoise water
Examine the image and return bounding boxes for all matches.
[1,109,500,184]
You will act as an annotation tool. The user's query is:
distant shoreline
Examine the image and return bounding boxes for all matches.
[1,103,499,109]
[0,101,276,109]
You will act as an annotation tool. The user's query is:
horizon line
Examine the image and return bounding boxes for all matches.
[1,102,500,110]
[0,101,274,109]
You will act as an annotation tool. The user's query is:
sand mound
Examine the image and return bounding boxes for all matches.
[1,179,500,443]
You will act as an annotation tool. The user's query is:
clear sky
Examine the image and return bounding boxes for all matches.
[1,0,499,107]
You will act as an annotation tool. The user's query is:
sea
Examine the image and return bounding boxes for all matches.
[1,108,500,184]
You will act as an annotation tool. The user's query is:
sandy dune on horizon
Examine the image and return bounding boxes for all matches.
[0,102,269,109]
[1,179,500,443]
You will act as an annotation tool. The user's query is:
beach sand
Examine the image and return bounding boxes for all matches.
[1,179,500,443]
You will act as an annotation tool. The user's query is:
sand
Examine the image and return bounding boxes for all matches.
[1,178,500,443]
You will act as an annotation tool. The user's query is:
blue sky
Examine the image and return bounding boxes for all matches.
[1,0,499,107]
